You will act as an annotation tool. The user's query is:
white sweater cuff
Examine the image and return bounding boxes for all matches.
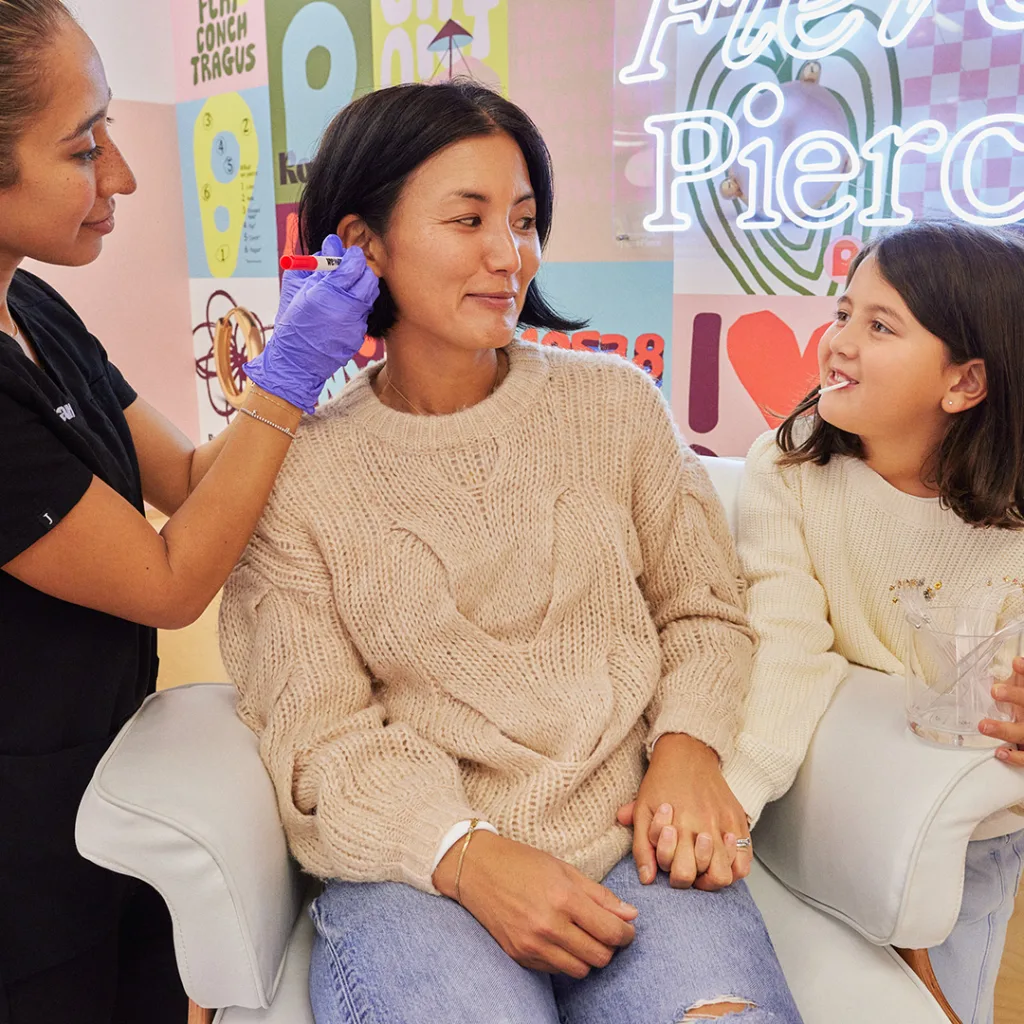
[722,751,778,829]
[431,819,499,873]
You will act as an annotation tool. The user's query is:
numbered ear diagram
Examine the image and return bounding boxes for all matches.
[193,92,260,278]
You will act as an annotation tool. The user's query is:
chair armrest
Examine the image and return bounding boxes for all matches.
[754,666,1024,950]
[75,684,306,1010]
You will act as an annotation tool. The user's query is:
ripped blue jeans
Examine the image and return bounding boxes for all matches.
[308,854,803,1024]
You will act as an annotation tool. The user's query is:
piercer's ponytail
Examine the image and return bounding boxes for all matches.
[0,0,74,189]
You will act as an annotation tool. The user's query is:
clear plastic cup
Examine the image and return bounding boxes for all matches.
[904,600,1020,749]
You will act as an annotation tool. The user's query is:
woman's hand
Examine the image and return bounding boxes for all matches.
[982,655,1024,766]
[244,234,380,413]
[432,832,637,979]
[617,733,751,891]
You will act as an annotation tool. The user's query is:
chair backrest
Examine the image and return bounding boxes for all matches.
[76,683,305,1010]
[698,455,745,539]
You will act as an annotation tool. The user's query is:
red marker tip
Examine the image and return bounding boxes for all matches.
[280,255,319,271]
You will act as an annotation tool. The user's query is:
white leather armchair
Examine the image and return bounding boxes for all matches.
[76,456,1024,1024]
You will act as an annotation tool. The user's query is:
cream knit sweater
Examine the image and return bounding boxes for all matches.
[219,341,754,892]
[724,429,1024,836]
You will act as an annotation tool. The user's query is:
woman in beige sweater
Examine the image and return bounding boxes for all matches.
[220,81,801,1024]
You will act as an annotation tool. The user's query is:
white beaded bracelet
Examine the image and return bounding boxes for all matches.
[239,406,297,439]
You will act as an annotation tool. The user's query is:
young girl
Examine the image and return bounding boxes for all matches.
[724,220,1024,1024]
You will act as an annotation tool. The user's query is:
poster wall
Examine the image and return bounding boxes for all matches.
[168,0,621,439]
[372,0,508,90]
[266,0,375,266]
[615,0,1024,454]
[526,262,674,390]
[169,0,1024,451]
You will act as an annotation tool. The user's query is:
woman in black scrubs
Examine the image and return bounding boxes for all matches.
[0,3,378,1021]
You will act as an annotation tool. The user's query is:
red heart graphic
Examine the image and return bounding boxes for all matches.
[727,311,830,427]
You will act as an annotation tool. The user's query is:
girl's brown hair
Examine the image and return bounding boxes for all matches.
[776,221,1024,529]
[0,0,74,189]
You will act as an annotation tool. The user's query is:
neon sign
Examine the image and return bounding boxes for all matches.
[621,0,1021,81]
[620,0,1024,230]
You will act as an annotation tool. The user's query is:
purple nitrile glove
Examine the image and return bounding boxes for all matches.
[244,234,380,414]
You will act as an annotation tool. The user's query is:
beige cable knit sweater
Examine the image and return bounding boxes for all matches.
[724,429,1024,838]
[219,341,754,892]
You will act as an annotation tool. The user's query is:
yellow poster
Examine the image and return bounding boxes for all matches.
[372,0,507,93]
[190,91,262,278]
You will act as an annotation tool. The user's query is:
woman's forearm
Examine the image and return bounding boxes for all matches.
[156,389,302,625]
[186,426,232,495]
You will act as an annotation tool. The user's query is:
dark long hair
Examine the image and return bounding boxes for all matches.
[777,221,1024,528]
[298,80,585,339]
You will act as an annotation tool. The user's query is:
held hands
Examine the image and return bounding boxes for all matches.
[981,655,1024,766]
[432,832,637,979]
[244,234,380,414]
[616,733,751,891]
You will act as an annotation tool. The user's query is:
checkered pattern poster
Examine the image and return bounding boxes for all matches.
[898,0,1024,219]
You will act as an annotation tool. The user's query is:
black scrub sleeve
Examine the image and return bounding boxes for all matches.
[0,391,93,567]
[104,356,137,412]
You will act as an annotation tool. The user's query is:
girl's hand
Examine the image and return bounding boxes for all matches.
[432,832,637,978]
[982,655,1024,766]
[244,234,380,414]
[617,733,752,891]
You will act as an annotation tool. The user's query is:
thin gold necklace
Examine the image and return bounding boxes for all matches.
[381,366,427,415]
[381,350,508,416]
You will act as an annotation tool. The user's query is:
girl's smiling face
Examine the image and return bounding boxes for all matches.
[816,254,961,450]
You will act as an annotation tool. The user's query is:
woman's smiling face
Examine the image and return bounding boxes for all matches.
[0,22,136,269]
[370,131,541,355]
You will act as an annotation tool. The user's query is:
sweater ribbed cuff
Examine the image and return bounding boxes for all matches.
[393,792,479,894]
[721,751,777,828]
[645,702,736,764]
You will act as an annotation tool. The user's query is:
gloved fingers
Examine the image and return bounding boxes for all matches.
[320,233,344,258]
[300,246,379,312]
[277,235,346,317]
[303,234,347,287]
[277,269,312,315]
[319,245,380,306]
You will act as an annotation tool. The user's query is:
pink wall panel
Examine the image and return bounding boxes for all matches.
[510,1,660,265]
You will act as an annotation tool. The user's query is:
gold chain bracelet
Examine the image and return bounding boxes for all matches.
[248,382,296,414]
[454,818,481,906]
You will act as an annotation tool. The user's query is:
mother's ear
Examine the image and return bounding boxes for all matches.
[336,213,385,278]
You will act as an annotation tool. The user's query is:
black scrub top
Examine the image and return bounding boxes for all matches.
[0,270,157,983]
